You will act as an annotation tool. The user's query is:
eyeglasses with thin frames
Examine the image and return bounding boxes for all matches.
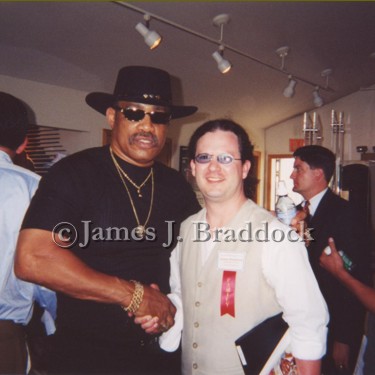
[114,106,171,125]
[194,153,242,165]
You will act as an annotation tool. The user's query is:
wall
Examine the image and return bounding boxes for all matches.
[265,87,375,160]
[0,74,106,153]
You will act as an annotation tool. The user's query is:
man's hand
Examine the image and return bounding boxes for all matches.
[133,283,175,334]
[290,209,307,236]
[131,283,172,335]
[319,238,345,278]
[134,315,160,334]
[271,209,306,234]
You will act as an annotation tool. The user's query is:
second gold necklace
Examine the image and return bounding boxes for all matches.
[110,150,153,198]
[110,147,154,239]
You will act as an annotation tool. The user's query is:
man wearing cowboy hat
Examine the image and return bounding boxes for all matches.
[15,66,201,374]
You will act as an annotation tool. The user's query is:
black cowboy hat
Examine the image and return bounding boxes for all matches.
[85,66,198,119]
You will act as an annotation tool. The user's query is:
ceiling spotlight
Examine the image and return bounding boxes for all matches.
[135,14,162,50]
[283,75,297,98]
[212,14,232,73]
[276,46,290,70]
[313,87,324,107]
[212,46,232,74]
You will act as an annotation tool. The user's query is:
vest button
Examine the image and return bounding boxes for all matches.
[193,363,198,370]
[195,301,200,307]
[192,342,198,349]
[197,282,203,287]
[194,322,199,328]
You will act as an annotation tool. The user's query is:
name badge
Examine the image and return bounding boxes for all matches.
[218,251,246,272]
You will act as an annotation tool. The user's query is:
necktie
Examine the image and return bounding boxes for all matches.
[303,201,311,246]
[303,200,310,219]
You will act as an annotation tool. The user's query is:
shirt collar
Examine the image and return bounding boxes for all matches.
[0,150,13,164]
[306,188,328,217]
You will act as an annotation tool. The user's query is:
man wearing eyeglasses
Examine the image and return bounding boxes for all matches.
[138,119,329,374]
[15,66,201,374]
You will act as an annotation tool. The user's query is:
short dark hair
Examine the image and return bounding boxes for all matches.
[293,145,335,183]
[0,92,29,150]
[188,118,258,199]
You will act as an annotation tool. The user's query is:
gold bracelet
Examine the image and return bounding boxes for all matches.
[122,280,144,314]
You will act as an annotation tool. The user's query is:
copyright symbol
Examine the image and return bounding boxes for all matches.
[52,222,78,248]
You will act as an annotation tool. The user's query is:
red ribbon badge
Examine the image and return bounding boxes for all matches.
[220,270,236,317]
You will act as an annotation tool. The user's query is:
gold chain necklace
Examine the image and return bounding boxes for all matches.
[110,147,154,239]
[110,149,153,198]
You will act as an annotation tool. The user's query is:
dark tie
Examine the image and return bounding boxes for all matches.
[303,200,310,218]
[303,201,311,246]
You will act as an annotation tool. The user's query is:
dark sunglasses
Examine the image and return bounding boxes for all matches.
[114,106,171,125]
[195,153,242,165]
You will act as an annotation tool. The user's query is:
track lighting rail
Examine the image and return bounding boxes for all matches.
[114,1,334,93]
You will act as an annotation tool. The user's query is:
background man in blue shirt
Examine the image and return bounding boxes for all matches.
[0,92,56,374]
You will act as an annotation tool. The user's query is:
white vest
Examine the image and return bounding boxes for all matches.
[180,200,282,375]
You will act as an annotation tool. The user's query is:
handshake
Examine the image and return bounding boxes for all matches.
[122,281,176,335]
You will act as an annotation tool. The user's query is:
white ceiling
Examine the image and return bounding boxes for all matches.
[1,1,375,130]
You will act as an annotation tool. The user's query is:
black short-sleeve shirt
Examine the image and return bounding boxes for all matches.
[22,145,200,343]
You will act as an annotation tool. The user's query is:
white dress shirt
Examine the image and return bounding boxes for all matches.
[306,188,328,217]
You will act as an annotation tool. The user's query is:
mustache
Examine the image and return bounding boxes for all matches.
[129,132,158,145]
